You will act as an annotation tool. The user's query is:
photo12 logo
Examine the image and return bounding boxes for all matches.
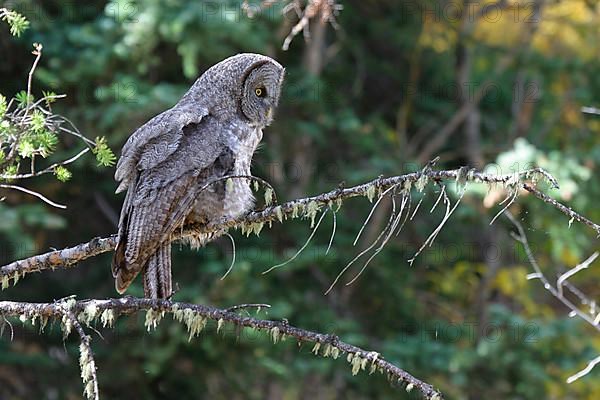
[399,321,540,344]
[399,1,542,24]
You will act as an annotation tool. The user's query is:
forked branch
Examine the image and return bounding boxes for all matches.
[506,211,600,383]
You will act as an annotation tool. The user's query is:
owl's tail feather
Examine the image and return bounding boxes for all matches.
[143,243,172,299]
[113,237,145,295]
[112,239,140,295]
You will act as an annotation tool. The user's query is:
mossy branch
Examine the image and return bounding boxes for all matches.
[0,297,442,399]
[1,165,598,287]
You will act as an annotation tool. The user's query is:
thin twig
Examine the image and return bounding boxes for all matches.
[408,186,467,265]
[325,192,400,295]
[262,209,328,274]
[346,193,410,286]
[23,43,43,119]
[0,184,66,209]
[489,186,519,225]
[567,355,600,384]
[353,184,397,246]
[557,252,599,297]
[0,148,90,180]
[220,233,237,280]
[506,211,600,331]
[326,205,337,255]
[522,183,600,237]
[430,185,446,213]
[506,211,600,383]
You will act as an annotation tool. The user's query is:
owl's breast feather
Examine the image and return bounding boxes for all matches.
[222,126,262,219]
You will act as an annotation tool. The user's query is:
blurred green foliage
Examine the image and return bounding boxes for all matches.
[0,9,116,193]
[1,0,600,399]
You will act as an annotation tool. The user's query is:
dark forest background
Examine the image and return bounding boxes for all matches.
[1,0,600,399]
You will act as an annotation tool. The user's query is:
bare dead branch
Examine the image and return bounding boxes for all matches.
[507,211,600,331]
[506,211,600,383]
[522,183,600,237]
[0,183,67,209]
[557,252,599,297]
[567,355,600,384]
[0,162,597,398]
[242,1,342,51]
[23,43,43,119]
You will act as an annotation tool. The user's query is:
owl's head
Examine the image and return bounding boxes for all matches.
[184,53,285,128]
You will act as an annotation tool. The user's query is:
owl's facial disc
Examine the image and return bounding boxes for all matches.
[241,62,284,127]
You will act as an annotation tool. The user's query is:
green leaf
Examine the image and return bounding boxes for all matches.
[1,9,29,37]
[30,110,46,133]
[0,119,10,134]
[42,91,58,105]
[17,140,35,158]
[0,94,6,119]
[54,166,72,182]
[15,91,33,108]
[2,164,18,178]
[92,136,116,167]
[34,131,58,157]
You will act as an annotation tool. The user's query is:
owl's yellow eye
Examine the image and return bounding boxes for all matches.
[254,87,266,97]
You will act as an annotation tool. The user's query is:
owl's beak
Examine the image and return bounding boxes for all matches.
[266,107,273,121]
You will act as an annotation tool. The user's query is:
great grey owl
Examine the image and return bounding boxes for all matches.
[112,53,285,299]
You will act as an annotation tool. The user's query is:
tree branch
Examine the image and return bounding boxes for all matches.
[2,166,597,286]
[0,297,442,399]
[0,183,67,209]
[506,211,600,383]
[522,183,600,236]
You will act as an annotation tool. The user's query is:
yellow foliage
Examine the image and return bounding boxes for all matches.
[436,261,485,300]
[587,119,600,135]
[559,247,581,267]
[471,0,598,60]
[419,19,457,53]
[473,3,524,46]
[494,266,528,297]
[563,103,584,128]
[493,266,551,317]
[533,0,598,60]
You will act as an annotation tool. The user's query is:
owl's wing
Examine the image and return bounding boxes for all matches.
[113,170,200,293]
[112,116,234,294]
[114,104,209,193]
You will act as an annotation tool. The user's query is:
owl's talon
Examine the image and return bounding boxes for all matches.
[167,283,180,301]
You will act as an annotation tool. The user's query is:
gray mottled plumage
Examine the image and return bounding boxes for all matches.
[112,53,285,299]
